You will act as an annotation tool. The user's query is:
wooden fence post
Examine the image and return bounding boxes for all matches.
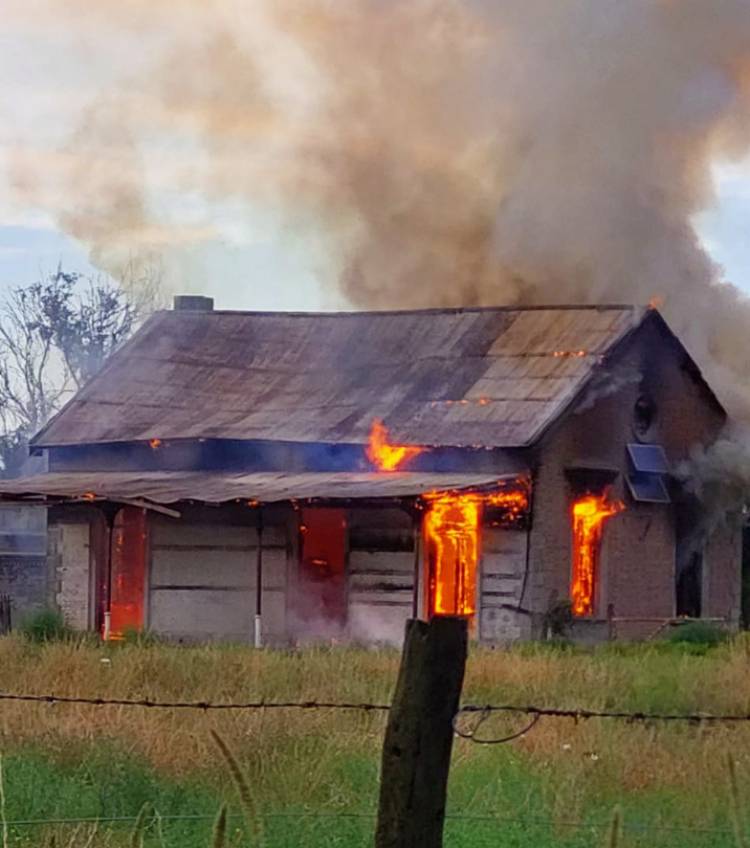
[0,595,10,635]
[375,616,468,848]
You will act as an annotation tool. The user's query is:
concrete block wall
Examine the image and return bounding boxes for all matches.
[148,515,288,643]
[0,555,49,623]
[479,527,530,642]
[0,506,51,625]
[52,522,92,630]
[347,507,414,645]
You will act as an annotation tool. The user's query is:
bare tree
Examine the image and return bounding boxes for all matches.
[0,269,149,476]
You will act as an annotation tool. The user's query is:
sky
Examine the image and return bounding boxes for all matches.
[0,4,331,311]
[2,4,750,313]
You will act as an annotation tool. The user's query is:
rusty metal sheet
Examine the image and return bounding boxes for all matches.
[0,470,523,506]
[34,305,642,449]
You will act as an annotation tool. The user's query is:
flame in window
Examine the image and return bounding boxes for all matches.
[571,492,624,617]
[424,486,529,618]
[366,419,423,472]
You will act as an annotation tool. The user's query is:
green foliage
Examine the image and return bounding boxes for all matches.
[0,748,247,848]
[29,269,136,389]
[666,620,729,649]
[0,268,140,476]
[19,609,73,644]
[542,598,574,639]
[1,744,745,848]
[119,628,162,648]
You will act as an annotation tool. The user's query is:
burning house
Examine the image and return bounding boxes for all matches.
[0,298,740,644]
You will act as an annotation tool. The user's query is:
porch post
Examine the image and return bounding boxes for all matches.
[254,507,264,648]
[100,505,120,641]
[412,511,422,620]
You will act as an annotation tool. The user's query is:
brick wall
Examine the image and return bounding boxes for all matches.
[704,521,742,624]
[527,316,734,640]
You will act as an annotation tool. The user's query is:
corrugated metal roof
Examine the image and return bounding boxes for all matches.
[0,471,518,506]
[34,305,644,449]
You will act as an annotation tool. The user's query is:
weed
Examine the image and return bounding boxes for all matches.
[19,610,73,644]
[210,804,227,848]
[210,731,263,846]
[604,807,622,848]
[665,620,729,651]
[129,801,153,848]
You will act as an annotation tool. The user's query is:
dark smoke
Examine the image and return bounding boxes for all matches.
[7,0,750,417]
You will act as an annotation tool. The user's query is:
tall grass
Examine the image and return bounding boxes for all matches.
[0,635,748,845]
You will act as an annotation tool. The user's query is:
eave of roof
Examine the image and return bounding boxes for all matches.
[0,470,526,507]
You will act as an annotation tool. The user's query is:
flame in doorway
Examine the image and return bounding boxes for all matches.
[423,486,530,618]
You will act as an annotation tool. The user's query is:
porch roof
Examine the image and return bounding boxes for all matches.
[0,470,521,508]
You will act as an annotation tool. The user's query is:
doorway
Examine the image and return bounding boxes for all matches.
[675,500,703,618]
[108,507,148,638]
[295,508,348,631]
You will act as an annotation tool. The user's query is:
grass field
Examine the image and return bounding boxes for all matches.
[0,634,748,846]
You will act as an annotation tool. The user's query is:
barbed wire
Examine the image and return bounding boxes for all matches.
[453,707,542,744]
[0,693,390,711]
[457,703,750,723]
[1,690,749,726]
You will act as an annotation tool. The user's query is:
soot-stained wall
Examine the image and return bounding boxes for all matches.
[0,506,50,624]
[526,316,738,640]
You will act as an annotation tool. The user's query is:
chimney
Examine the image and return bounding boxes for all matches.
[173,295,215,312]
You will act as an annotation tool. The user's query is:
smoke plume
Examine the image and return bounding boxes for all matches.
[6,0,750,416]
[678,426,750,528]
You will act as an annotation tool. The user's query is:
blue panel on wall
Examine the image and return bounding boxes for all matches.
[627,443,669,474]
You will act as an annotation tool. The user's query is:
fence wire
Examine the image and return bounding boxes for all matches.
[0,689,745,842]
[1,690,749,725]
[0,810,738,836]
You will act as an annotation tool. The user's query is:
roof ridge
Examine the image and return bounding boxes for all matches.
[160,304,644,318]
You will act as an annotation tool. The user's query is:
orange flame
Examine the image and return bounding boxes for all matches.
[648,295,665,310]
[571,492,624,617]
[149,438,163,450]
[424,486,530,618]
[553,349,588,358]
[366,419,423,472]
[486,489,530,521]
